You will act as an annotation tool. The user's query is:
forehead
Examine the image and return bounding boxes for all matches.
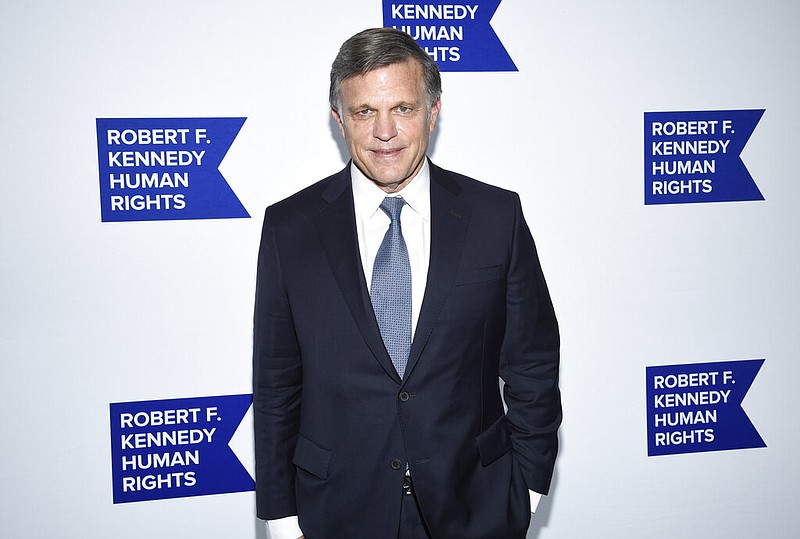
[340,60,425,105]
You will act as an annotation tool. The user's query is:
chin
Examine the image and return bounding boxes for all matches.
[369,170,407,185]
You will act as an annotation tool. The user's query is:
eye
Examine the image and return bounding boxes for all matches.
[355,108,373,116]
[396,105,412,114]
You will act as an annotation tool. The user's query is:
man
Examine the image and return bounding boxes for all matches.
[254,28,561,539]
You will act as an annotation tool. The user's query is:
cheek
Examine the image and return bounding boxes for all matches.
[346,124,372,145]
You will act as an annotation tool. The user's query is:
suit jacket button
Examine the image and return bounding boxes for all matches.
[399,391,410,402]
[390,459,403,470]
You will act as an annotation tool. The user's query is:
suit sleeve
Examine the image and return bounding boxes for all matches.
[253,206,303,520]
[500,193,561,495]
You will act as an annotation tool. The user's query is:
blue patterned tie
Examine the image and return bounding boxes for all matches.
[370,196,412,379]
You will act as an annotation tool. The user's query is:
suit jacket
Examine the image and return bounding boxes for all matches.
[253,161,561,539]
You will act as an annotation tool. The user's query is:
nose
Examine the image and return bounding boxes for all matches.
[372,112,398,141]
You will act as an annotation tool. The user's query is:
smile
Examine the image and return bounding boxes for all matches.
[370,148,404,158]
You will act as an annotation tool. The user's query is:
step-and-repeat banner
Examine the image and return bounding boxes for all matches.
[2,1,797,537]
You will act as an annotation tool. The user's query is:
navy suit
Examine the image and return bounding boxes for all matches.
[254,161,561,539]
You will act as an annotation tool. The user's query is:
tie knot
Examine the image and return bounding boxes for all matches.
[380,196,405,222]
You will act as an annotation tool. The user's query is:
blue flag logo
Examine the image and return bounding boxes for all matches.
[646,359,766,457]
[383,1,517,71]
[109,394,254,503]
[644,109,765,205]
[96,117,249,222]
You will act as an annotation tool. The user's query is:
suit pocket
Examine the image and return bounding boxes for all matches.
[292,434,332,479]
[454,264,505,286]
[475,415,512,466]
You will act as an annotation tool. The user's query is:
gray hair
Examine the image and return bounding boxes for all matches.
[329,28,442,113]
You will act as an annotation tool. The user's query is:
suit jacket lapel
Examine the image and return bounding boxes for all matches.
[314,166,401,382]
[405,163,472,380]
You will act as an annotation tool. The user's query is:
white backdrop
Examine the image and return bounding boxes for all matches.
[2,0,798,537]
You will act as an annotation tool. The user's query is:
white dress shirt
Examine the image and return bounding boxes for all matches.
[352,160,430,335]
[265,162,540,539]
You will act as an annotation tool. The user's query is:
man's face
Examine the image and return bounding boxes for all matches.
[332,59,441,193]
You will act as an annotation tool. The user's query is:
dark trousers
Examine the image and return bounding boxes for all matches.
[398,477,432,539]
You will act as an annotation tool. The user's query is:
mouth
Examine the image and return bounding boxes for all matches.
[370,148,404,159]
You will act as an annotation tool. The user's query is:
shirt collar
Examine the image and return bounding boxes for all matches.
[351,160,431,222]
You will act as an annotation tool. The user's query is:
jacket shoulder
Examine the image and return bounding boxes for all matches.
[430,162,520,206]
[263,167,349,224]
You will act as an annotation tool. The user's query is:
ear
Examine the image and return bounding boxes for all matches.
[331,108,346,139]
[428,98,442,132]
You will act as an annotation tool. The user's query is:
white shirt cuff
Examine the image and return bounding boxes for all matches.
[529,490,543,513]
[265,515,303,539]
